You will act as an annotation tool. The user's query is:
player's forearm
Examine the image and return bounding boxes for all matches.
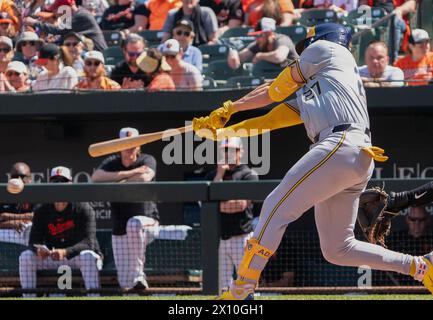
[0,213,33,221]
[232,83,273,112]
[126,171,155,182]
[91,169,135,182]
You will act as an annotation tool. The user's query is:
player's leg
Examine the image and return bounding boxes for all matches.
[112,234,132,289]
[218,238,232,293]
[73,250,102,294]
[388,181,433,212]
[0,222,32,245]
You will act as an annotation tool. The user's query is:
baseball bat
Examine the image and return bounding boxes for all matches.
[88,124,193,157]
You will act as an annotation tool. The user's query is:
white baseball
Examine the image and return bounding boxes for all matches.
[7,178,24,194]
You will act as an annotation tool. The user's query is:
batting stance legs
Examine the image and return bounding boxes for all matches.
[112,216,159,289]
[230,130,415,298]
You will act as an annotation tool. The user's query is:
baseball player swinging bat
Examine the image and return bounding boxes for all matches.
[88,124,193,157]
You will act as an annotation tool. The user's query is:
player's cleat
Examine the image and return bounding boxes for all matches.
[132,279,149,291]
[387,191,409,213]
[216,280,255,300]
[410,253,433,294]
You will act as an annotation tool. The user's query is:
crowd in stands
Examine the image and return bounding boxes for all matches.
[0,0,431,92]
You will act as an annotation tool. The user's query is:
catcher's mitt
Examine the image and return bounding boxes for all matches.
[357,186,399,248]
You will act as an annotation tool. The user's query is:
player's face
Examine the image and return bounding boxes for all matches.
[121,147,140,167]
[221,147,242,167]
[407,208,430,238]
[365,45,388,77]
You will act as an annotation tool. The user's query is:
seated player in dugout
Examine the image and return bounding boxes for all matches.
[227,17,298,70]
[193,23,433,299]
[0,162,34,246]
[91,127,159,291]
[19,167,102,297]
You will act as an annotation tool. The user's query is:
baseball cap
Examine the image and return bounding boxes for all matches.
[219,137,243,149]
[248,17,276,36]
[161,39,181,56]
[47,0,76,12]
[137,49,171,73]
[35,43,60,65]
[84,50,105,64]
[0,36,13,49]
[50,166,72,182]
[6,61,28,75]
[174,19,194,32]
[63,31,84,43]
[0,12,13,24]
[119,127,139,138]
[410,29,430,44]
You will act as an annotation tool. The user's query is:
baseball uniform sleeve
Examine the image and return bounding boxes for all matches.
[298,40,333,80]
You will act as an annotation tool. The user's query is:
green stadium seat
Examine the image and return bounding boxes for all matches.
[202,76,218,89]
[199,44,229,65]
[204,59,245,81]
[275,25,307,43]
[297,9,339,27]
[220,26,255,38]
[103,31,123,47]
[103,46,124,66]
[138,30,164,47]
[225,76,265,89]
[251,60,283,79]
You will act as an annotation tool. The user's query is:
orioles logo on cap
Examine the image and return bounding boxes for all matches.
[126,131,132,137]
[166,42,172,49]
[57,169,63,175]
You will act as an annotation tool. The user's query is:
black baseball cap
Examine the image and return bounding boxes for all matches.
[174,19,194,32]
[35,43,60,65]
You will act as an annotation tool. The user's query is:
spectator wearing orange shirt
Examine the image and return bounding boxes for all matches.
[136,48,176,91]
[76,51,121,90]
[394,29,433,86]
[245,0,295,27]
[147,0,182,30]
[0,0,20,32]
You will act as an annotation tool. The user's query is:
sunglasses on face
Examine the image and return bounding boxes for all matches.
[64,41,79,47]
[0,23,10,27]
[0,47,11,53]
[6,71,21,77]
[85,60,102,67]
[408,216,428,222]
[127,51,141,58]
[175,30,191,37]
[50,177,70,183]
[22,41,37,47]
[11,174,30,179]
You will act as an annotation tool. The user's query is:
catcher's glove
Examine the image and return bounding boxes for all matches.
[357,186,399,248]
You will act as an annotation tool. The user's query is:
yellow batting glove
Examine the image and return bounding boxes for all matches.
[192,116,217,141]
[209,100,237,129]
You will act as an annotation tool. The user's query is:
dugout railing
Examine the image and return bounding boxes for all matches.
[0,178,430,296]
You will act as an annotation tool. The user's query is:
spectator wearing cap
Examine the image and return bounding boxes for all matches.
[23,0,108,52]
[110,33,151,89]
[204,137,259,293]
[162,0,219,46]
[0,11,17,38]
[20,166,103,298]
[245,0,295,27]
[92,127,159,291]
[62,32,86,75]
[14,31,44,80]
[136,48,176,91]
[0,36,15,92]
[394,29,433,86]
[0,162,34,246]
[359,41,404,88]
[227,17,297,69]
[0,0,20,32]
[100,0,150,35]
[158,19,202,71]
[147,0,182,30]
[5,61,30,92]
[161,39,202,91]
[200,0,244,35]
[76,51,120,89]
[32,43,79,92]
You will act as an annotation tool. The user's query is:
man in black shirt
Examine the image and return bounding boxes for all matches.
[199,0,243,30]
[205,137,259,293]
[110,33,151,89]
[0,162,34,246]
[19,166,102,297]
[92,127,159,290]
[100,0,150,33]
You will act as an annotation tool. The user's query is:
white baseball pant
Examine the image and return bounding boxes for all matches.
[112,216,159,289]
[19,249,102,297]
[0,222,32,246]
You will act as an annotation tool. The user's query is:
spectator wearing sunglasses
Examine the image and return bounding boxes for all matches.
[5,61,30,92]
[0,162,34,246]
[14,32,44,80]
[62,32,87,75]
[158,19,202,71]
[0,36,15,92]
[110,33,151,89]
[76,51,120,90]
[32,43,78,92]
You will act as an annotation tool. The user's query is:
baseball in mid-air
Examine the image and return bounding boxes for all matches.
[7,178,24,194]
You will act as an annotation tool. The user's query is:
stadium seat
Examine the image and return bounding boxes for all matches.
[103,30,123,47]
[199,44,229,66]
[103,46,124,66]
[251,60,283,79]
[297,9,339,27]
[225,76,265,89]
[220,26,255,39]
[204,60,246,81]
[275,25,307,43]
[138,30,164,47]
[202,76,218,89]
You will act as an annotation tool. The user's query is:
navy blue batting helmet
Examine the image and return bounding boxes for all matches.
[295,23,352,55]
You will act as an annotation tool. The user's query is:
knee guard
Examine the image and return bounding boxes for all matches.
[237,238,274,282]
[268,60,305,102]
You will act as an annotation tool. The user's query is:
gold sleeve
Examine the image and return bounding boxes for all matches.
[268,61,305,102]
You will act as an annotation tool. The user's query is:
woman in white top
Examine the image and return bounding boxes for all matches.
[32,43,78,92]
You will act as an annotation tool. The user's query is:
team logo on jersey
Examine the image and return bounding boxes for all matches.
[48,220,75,236]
